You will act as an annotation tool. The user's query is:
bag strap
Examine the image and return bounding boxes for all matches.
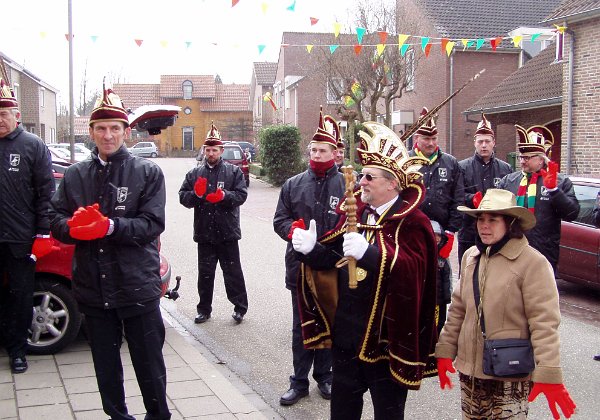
[472,256,487,338]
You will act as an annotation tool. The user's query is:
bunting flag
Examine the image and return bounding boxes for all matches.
[160,40,168,48]
[40,32,47,39]
[329,44,339,54]
[286,0,296,12]
[185,41,192,48]
[344,96,355,107]
[531,33,541,43]
[421,37,430,52]
[356,27,366,44]
[490,36,502,51]
[441,38,449,53]
[64,34,73,41]
[91,35,98,43]
[306,44,313,53]
[261,2,268,14]
[467,40,475,49]
[461,39,469,50]
[351,81,363,99]
[476,39,485,50]
[333,22,341,38]
[135,39,143,47]
[376,44,386,56]
[378,31,388,44]
[424,43,432,57]
[446,41,455,56]
[400,44,410,56]
[310,17,319,26]
[232,0,240,7]
[553,24,567,34]
[512,35,523,47]
[354,45,362,55]
[263,92,277,110]
[258,44,266,54]
[398,34,409,48]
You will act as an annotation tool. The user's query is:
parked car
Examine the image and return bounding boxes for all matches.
[232,141,257,161]
[129,141,159,158]
[47,143,91,162]
[196,142,250,187]
[558,176,600,289]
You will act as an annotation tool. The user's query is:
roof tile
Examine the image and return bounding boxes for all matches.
[203,84,251,112]
[544,0,600,21]
[159,75,216,98]
[112,84,160,110]
[253,62,277,85]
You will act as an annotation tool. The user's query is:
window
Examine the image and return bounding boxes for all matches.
[41,123,46,140]
[25,124,35,134]
[405,49,415,91]
[182,80,193,100]
[182,127,194,150]
[39,87,45,107]
[327,78,344,104]
[13,83,19,102]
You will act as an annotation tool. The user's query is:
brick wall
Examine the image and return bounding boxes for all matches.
[561,16,600,176]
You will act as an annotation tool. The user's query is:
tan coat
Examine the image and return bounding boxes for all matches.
[435,236,563,383]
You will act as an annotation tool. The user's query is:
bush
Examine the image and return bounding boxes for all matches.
[259,125,304,186]
[249,163,266,177]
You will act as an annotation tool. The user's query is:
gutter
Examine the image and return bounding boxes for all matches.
[543,8,600,25]
[463,97,562,115]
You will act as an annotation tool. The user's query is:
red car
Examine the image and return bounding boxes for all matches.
[558,176,600,289]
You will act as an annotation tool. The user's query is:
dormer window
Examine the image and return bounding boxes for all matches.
[183,80,193,100]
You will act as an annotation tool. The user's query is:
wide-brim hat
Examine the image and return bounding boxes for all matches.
[415,107,437,137]
[89,83,129,127]
[311,107,337,148]
[204,121,223,147]
[0,78,18,109]
[458,189,536,231]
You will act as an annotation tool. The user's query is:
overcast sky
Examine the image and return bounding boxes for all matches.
[4,0,357,107]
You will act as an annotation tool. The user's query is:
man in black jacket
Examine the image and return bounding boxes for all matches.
[50,86,170,420]
[0,78,54,374]
[498,124,579,273]
[273,110,345,406]
[179,123,248,324]
[458,114,512,264]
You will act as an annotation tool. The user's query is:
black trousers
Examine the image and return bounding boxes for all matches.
[85,305,171,420]
[289,290,332,390]
[0,243,35,358]
[196,241,248,316]
[331,346,408,420]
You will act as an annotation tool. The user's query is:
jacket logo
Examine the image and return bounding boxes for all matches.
[217,181,225,189]
[116,187,128,203]
[9,154,20,166]
[493,177,501,187]
[438,168,447,178]
[329,196,339,210]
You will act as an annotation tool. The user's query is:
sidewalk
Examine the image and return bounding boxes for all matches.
[0,309,272,420]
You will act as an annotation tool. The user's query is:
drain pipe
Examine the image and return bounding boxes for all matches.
[565,29,575,175]
[449,53,454,154]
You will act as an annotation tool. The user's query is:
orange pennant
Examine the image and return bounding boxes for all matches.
[64,34,73,41]
[490,36,503,51]
[424,43,432,57]
[232,0,240,6]
[135,39,143,47]
[441,38,449,53]
[310,17,319,26]
[354,45,362,55]
[377,31,388,44]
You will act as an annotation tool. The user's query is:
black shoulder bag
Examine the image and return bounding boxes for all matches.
[473,258,535,378]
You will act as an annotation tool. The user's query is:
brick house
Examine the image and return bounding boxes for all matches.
[392,0,562,160]
[250,62,277,134]
[114,76,251,156]
[1,52,58,143]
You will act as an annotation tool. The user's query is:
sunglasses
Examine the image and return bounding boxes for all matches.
[358,172,386,182]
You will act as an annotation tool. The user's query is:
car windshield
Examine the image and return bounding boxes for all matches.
[573,184,599,225]
[223,148,242,160]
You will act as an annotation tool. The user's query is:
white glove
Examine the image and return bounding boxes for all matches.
[343,232,369,260]
[292,219,317,255]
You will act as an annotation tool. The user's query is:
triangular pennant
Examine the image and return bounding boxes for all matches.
[329,44,339,54]
[461,39,469,50]
[185,41,192,48]
[476,39,485,50]
[160,40,168,48]
[91,35,98,43]
[441,38,449,53]
[531,33,541,43]
[64,34,73,41]
[258,45,266,54]
[232,0,240,6]
[354,45,363,55]
[306,44,314,53]
[261,2,268,14]
[378,31,388,44]
[376,44,386,56]
[398,34,409,48]
[512,35,523,48]
[400,44,410,56]
[356,27,366,44]
[40,32,47,39]
[421,37,430,51]
[286,0,296,12]
[333,22,341,38]
[424,43,432,57]
[446,41,455,56]
[135,39,143,47]
[490,37,503,51]
[467,40,475,49]
[310,17,319,26]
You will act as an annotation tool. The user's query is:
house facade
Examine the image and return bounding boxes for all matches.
[250,61,277,135]
[1,52,58,143]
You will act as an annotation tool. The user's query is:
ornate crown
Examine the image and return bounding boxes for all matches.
[516,124,554,157]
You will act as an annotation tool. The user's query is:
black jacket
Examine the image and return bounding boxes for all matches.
[179,158,247,244]
[50,146,166,312]
[409,149,464,233]
[0,125,54,250]
[273,165,345,290]
[498,170,579,271]
[458,153,513,243]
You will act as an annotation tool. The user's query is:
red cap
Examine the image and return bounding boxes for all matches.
[415,107,437,136]
[0,78,18,109]
[475,113,494,137]
[89,82,129,127]
[311,107,337,147]
[204,122,223,147]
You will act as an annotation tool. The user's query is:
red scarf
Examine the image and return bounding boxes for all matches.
[310,159,335,177]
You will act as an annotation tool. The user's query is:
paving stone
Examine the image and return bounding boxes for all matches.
[58,362,96,379]
[164,353,187,369]
[55,350,93,365]
[167,379,212,399]
[69,391,103,412]
[172,395,229,417]
[25,358,58,374]
[64,377,99,395]
[14,372,62,390]
[16,386,67,407]
[166,366,200,382]
[74,409,109,419]
[0,368,12,384]
[188,413,237,420]
[0,398,17,418]
[124,378,141,397]
[127,394,175,417]
[18,403,74,420]
[0,382,14,400]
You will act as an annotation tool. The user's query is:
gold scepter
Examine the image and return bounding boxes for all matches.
[341,165,358,289]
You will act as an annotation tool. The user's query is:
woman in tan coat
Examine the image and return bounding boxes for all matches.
[435,189,576,419]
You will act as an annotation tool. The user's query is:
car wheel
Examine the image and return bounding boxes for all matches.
[151,152,158,158]
[28,279,82,355]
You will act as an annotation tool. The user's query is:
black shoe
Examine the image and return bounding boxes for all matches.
[10,356,28,374]
[280,388,309,406]
[594,354,600,361]
[317,382,331,399]
[194,313,211,324]
[232,311,244,324]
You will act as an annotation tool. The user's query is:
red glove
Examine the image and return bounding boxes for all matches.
[542,161,559,190]
[437,358,456,390]
[206,188,225,203]
[528,383,576,419]
[472,191,483,209]
[67,203,102,228]
[194,177,208,197]
[31,237,59,260]
[438,231,454,259]
[287,218,306,239]
[69,206,110,240]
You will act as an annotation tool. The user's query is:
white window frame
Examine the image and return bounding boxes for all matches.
[182,126,194,150]
[182,80,193,100]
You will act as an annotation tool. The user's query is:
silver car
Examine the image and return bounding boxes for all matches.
[129,141,158,158]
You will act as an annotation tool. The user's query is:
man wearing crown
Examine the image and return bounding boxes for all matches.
[498,125,579,273]
[273,109,345,405]
[0,78,54,374]
[291,122,438,419]
[179,122,249,325]
[50,85,171,419]
[458,114,512,265]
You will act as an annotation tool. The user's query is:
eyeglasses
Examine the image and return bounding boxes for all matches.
[517,155,533,161]
[358,172,386,182]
